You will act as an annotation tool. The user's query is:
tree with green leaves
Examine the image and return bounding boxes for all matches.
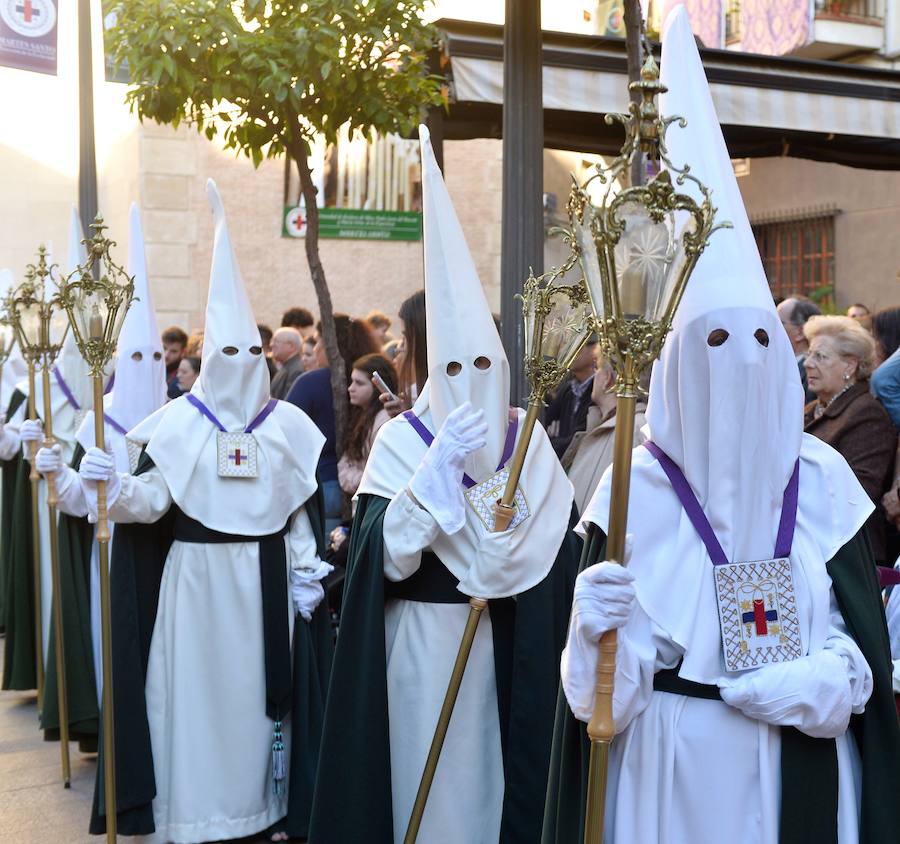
[105,0,442,449]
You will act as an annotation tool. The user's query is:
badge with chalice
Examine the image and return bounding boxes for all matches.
[465,468,530,532]
[217,431,259,478]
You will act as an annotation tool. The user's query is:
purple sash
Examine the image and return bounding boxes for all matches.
[53,367,81,411]
[643,441,800,564]
[186,393,278,434]
[878,566,900,588]
[103,413,128,436]
[403,408,519,489]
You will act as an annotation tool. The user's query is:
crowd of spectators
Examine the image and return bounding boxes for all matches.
[159,288,900,570]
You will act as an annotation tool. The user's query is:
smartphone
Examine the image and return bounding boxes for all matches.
[372,370,399,402]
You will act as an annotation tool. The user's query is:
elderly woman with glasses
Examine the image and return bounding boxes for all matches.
[803,315,897,562]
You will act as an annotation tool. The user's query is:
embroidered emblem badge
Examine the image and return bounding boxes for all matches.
[464,468,531,533]
[714,558,802,672]
[216,431,259,478]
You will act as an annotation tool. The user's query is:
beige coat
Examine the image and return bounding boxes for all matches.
[562,401,648,515]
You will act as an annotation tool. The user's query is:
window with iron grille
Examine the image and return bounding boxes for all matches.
[752,213,836,304]
[725,0,741,44]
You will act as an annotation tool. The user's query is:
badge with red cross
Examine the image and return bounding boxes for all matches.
[714,558,803,672]
[216,431,259,478]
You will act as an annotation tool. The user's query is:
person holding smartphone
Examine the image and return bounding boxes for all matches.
[338,353,397,501]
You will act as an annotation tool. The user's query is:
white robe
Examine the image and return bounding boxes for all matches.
[358,400,574,843]
[574,436,875,844]
[382,491,505,844]
[109,467,319,844]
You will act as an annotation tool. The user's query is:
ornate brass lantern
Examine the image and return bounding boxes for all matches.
[8,270,48,713]
[57,216,134,844]
[563,54,728,844]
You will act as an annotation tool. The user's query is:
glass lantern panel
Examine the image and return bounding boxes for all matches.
[18,300,43,349]
[72,286,107,344]
[612,200,695,323]
[523,288,537,363]
[111,284,133,343]
[575,209,606,322]
[543,296,593,369]
[47,303,70,348]
[0,323,14,357]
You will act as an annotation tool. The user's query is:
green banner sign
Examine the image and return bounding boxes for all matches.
[283,206,422,241]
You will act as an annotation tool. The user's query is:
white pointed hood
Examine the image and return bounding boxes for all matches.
[0,268,27,412]
[645,7,804,557]
[108,203,166,430]
[192,179,270,429]
[356,128,574,599]
[55,207,95,414]
[132,180,324,535]
[581,6,872,683]
[76,204,167,469]
[418,125,510,481]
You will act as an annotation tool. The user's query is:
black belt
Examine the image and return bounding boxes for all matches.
[173,510,291,722]
[384,552,469,604]
[652,665,723,701]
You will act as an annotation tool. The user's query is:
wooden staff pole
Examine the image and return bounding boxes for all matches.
[583,391,637,844]
[403,399,542,843]
[27,360,44,711]
[92,367,116,843]
[41,361,71,786]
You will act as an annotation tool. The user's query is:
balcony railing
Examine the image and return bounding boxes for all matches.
[815,0,884,23]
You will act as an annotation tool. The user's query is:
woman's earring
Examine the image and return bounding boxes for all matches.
[843,372,850,382]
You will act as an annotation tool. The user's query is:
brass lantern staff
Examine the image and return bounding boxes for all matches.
[9,274,48,714]
[563,55,728,844]
[57,216,135,844]
[24,247,75,786]
[403,269,594,844]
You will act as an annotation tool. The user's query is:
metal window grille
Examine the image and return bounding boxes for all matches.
[815,0,884,22]
[725,0,742,44]
[752,213,836,303]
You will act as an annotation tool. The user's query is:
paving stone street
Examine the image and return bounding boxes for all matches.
[0,648,278,844]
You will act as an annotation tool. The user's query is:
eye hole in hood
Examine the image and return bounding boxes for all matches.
[754,328,769,348]
[707,328,729,347]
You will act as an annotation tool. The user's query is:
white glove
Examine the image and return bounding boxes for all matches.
[35,444,64,478]
[561,560,636,723]
[290,560,334,622]
[720,650,853,739]
[892,659,900,695]
[79,447,122,522]
[408,402,488,534]
[19,418,43,456]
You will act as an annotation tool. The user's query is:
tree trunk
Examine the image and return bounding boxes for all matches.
[624,0,644,188]
[287,126,349,459]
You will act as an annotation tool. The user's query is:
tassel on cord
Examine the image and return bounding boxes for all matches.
[272,720,286,796]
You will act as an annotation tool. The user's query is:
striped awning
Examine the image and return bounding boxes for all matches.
[438,19,900,169]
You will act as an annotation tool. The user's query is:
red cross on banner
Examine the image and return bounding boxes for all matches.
[229,449,243,466]
[16,0,38,22]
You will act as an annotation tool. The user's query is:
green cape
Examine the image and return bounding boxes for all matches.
[308,493,583,843]
[1,389,37,690]
[40,444,99,751]
[0,388,26,633]
[541,526,900,844]
[89,453,332,838]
